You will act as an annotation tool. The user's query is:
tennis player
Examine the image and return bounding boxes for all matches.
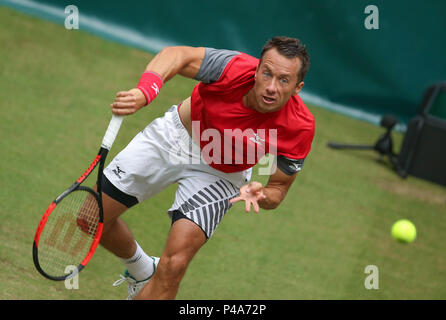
[100,36,315,299]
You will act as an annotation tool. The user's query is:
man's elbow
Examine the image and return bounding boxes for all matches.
[153,46,180,61]
[260,198,282,210]
[158,46,198,61]
[260,187,289,210]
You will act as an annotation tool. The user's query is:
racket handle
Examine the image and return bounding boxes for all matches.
[101,114,124,150]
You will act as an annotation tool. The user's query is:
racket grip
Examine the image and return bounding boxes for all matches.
[101,114,124,150]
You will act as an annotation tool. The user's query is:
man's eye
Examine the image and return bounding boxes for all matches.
[280,78,289,84]
[263,71,271,77]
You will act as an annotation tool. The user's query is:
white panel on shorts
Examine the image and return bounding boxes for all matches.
[168,172,241,239]
[104,105,252,238]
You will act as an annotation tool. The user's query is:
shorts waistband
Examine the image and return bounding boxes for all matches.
[169,105,200,150]
[167,105,251,188]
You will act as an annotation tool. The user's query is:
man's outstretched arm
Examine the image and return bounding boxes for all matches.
[230,168,297,212]
[145,46,205,81]
[111,46,205,115]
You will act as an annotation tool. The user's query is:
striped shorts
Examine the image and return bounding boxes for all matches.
[103,105,252,239]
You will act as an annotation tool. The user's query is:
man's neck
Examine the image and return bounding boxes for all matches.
[243,88,258,112]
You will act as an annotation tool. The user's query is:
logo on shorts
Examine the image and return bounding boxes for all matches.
[112,166,126,179]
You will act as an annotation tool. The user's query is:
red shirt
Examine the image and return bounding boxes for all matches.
[191,53,315,173]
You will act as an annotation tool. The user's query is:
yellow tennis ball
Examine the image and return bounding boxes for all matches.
[391,219,416,243]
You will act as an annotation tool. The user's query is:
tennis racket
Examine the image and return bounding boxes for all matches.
[32,114,124,281]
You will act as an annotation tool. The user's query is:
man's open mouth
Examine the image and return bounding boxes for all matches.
[262,95,276,104]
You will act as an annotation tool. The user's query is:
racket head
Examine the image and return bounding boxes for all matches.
[33,186,104,281]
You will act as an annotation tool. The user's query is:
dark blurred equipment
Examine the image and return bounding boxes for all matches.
[327,114,402,174]
[328,82,446,186]
[397,82,446,186]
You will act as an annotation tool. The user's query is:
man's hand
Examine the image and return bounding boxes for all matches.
[230,167,298,212]
[229,181,267,213]
[110,88,146,115]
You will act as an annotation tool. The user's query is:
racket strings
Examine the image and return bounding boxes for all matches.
[38,189,100,277]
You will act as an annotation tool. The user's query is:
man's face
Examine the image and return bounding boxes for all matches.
[251,47,304,113]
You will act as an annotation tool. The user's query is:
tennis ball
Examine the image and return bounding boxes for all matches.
[391,219,416,243]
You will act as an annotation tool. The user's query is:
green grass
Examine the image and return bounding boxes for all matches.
[1,6,445,300]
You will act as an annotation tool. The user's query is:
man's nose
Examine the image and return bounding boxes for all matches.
[265,78,277,94]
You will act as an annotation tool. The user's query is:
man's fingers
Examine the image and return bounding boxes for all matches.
[111,108,134,116]
[115,95,136,103]
[116,91,132,97]
[230,196,252,212]
[111,101,136,109]
[245,200,251,213]
[247,186,261,194]
[111,103,138,115]
[229,196,243,204]
[230,192,263,213]
[252,201,260,213]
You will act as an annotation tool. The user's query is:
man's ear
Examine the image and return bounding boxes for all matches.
[254,63,260,80]
[294,81,304,95]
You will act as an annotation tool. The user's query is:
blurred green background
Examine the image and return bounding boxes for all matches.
[2,0,445,127]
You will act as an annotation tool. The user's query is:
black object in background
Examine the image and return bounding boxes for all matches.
[398,82,446,187]
[328,82,446,187]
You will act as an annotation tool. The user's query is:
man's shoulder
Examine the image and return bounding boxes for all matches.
[288,95,315,128]
[226,52,259,71]
[274,96,315,160]
[195,48,258,84]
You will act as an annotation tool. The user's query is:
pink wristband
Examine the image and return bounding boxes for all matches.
[136,71,164,106]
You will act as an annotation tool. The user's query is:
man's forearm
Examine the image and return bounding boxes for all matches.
[129,46,205,106]
[144,46,205,82]
[258,185,286,210]
[144,47,184,82]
